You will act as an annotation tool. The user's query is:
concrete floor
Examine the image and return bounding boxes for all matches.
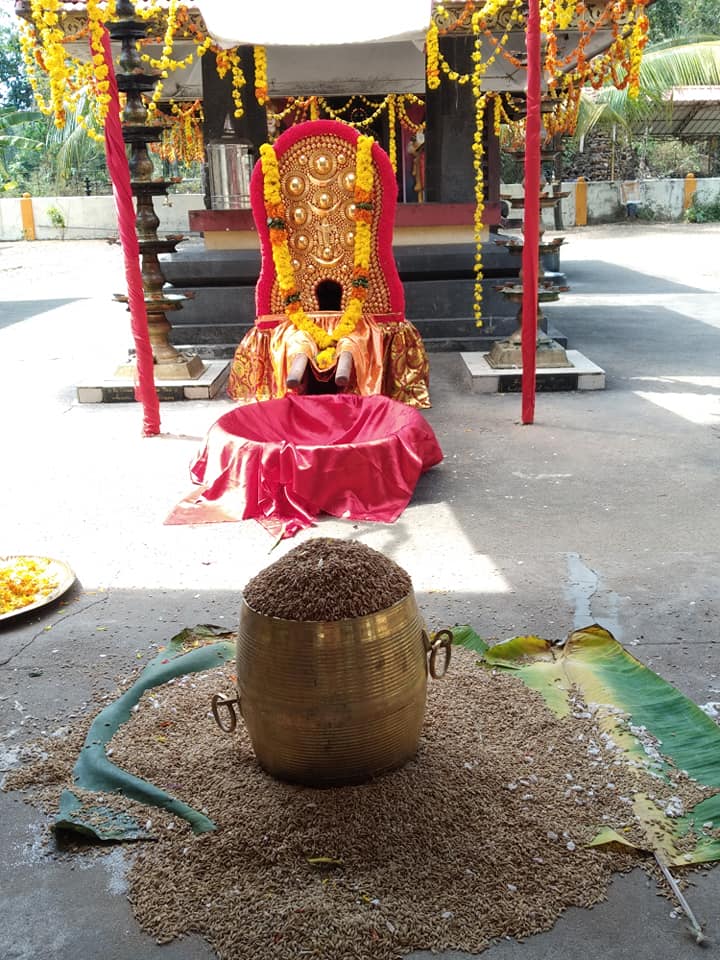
[1,223,719,958]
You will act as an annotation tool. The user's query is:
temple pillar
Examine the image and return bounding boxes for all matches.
[424,35,501,212]
[425,36,474,203]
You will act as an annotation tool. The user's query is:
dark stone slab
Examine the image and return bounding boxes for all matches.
[497,373,580,392]
[170,322,253,345]
[160,243,260,285]
[172,343,239,359]
[161,239,525,287]
[395,242,520,279]
[404,277,515,320]
[168,286,257,325]
[160,235,568,354]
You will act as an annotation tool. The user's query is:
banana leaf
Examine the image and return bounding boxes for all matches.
[57,628,235,840]
[453,624,720,865]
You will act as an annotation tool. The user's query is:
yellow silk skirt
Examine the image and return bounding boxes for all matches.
[227,313,431,409]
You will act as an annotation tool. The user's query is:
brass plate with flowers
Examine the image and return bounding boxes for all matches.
[0,555,76,622]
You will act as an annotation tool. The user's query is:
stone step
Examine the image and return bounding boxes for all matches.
[170,322,253,345]
[461,349,605,393]
[77,360,230,403]
[159,239,529,286]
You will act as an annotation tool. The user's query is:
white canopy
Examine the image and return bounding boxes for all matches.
[193,0,433,48]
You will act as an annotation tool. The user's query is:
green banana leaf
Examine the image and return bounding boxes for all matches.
[57,621,720,862]
[453,624,720,865]
[56,626,235,840]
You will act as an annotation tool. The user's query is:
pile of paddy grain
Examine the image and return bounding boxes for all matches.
[5,647,715,960]
[243,537,412,621]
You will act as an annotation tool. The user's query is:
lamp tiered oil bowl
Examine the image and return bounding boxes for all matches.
[211,542,451,787]
[489,184,571,369]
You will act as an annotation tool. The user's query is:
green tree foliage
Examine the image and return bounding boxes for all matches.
[649,0,683,43]
[644,138,705,176]
[0,10,112,195]
[685,191,720,221]
[569,37,720,180]
[649,0,720,42]
[0,15,34,110]
[0,106,43,186]
[45,90,109,191]
[681,0,720,37]
[575,40,720,140]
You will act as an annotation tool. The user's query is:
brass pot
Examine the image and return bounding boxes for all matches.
[211,593,451,786]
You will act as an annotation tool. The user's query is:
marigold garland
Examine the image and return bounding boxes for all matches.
[260,135,375,371]
[18,21,50,117]
[397,94,426,135]
[28,0,71,128]
[23,0,117,139]
[316,96,388,129]
[215,47,246,119]
[426,1,652,111]
[142,0,213,119]
[151,99,205,164]
[83,0,116,140]
[426,20,441,90]
[387,95,398,173]
[254,45,268,105]
[21,0,245,144]
[424,0,652,323]
[269,96,423,173]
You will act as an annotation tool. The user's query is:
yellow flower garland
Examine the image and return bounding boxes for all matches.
[29,0,70,127]
[387,94,397,173]
[83,0,115,140]
[215,47,246,119]
[21,0,245,140]
[426,1,652,117]
[426,21,440,90]
[260,135,375,371]
[254,45,268,105]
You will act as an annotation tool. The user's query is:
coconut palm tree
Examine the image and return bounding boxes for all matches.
[44,90,109,192]
[574,39,720,141]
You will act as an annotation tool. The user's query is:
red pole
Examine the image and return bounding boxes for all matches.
[521,0,542,425]
[98,29,161,437]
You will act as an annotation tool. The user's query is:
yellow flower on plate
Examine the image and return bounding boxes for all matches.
[0,558,59,616]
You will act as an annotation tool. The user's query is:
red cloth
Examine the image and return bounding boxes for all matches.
[521,0,542,426]
[99,28,160,436]
[165,395,443,536]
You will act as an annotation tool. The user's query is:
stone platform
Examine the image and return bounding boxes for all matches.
[160,236,567,358]
[76,360,230,403]
[461,349,605,393]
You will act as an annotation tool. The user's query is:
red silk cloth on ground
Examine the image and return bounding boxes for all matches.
[165,394,443,537]
[226,120,431,409]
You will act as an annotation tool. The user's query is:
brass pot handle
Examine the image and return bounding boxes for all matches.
[211,693,240,733]
[424,628,453,680]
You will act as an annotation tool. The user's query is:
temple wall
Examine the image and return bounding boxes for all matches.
[0,194,204,242]
[2,179,720,241]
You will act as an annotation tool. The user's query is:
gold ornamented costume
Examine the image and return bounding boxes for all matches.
[227,120,430,407]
